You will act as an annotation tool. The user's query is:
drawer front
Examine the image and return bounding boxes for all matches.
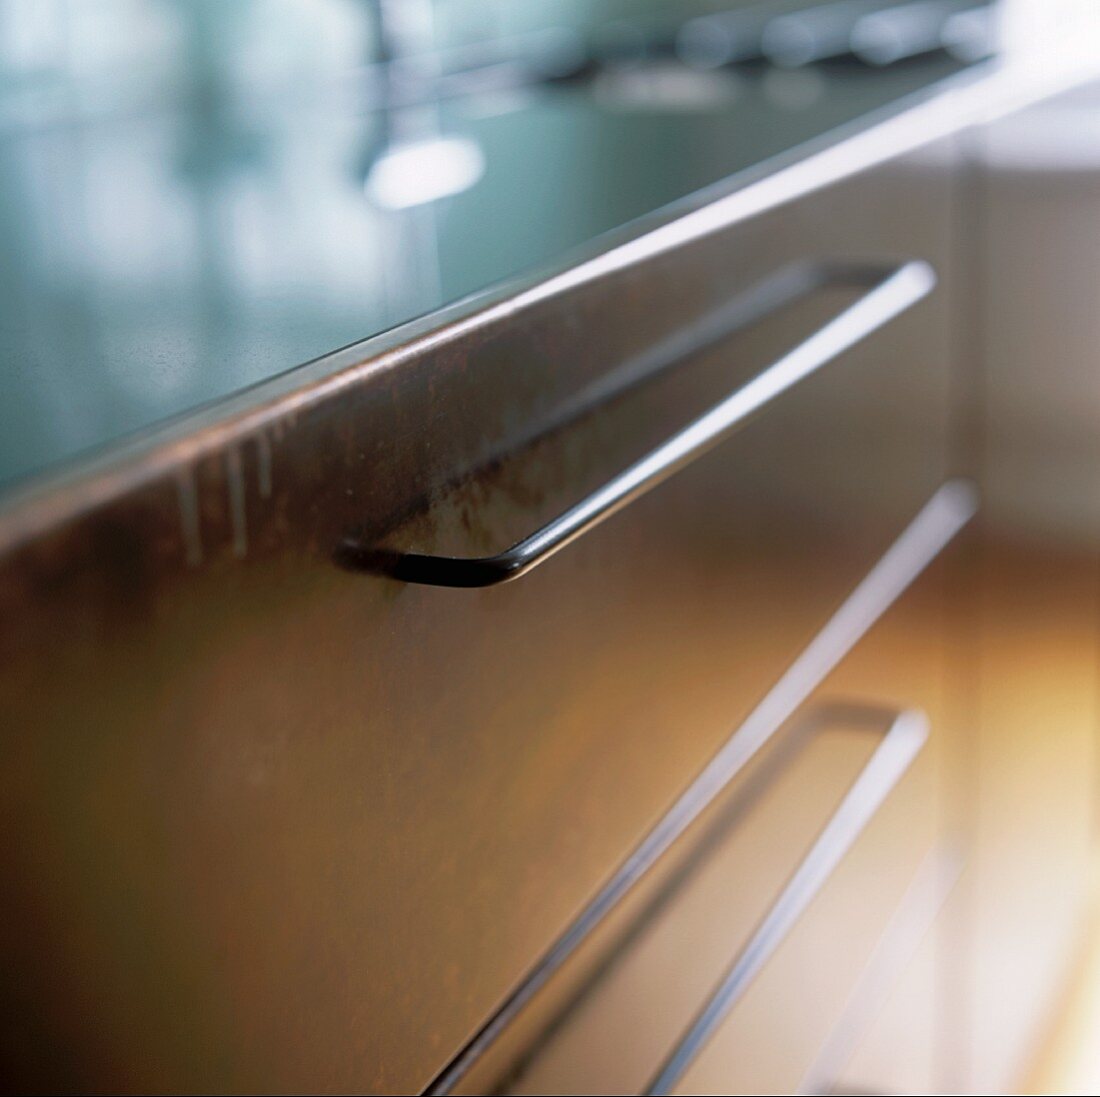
[453,565,953,1096]
[674,567,955,1097]
[0,144,957,1093]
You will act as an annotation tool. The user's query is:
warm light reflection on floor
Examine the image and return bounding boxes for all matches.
[1025,863,1100,1095]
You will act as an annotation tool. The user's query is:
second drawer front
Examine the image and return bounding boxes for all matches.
[452,565,951,1096]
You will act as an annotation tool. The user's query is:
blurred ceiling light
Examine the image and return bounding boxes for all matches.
[850,2,952,66]
[941,7,997,62]
[851,2,994,67]
[763,0,894,68]
[676,15,747,69]
[762,17,822,68]
[364,134,484,210]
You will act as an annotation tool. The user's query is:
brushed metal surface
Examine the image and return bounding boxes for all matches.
[471,563,959,1097]
[346,260,934,587]
[0,142,955,1092]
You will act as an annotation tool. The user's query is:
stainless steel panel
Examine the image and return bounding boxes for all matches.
[0,143,956,1093]
[472,564,955,1096]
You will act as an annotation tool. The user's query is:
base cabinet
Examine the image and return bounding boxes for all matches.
[2,76,1100,1097]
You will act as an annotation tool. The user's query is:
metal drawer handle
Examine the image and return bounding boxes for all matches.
[353,258,935,587]
[645,702,927,1095]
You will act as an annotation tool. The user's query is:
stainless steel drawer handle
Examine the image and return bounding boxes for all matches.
[645,702,927,1096]
[356,258,935,587]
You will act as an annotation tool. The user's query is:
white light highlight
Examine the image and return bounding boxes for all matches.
[364,135,485,210]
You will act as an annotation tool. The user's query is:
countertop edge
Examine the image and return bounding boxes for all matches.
[1,39,1096,556]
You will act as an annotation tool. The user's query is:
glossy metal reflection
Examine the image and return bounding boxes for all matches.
[645,703,928,1095]
[353,258,935,587]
